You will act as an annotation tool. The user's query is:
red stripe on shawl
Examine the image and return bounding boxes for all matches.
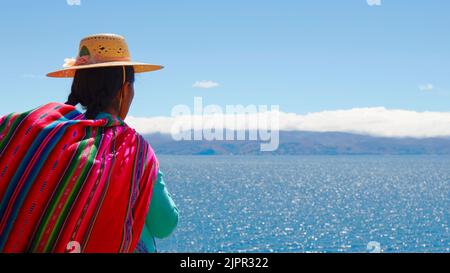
[82,131,158,253]
[0,105,76,233]
[52,128,120,252]
[34,128,99,252]
[3,126,82,252]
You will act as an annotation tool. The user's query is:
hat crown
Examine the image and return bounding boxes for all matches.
[47,33,164,78]
[76,33,131,65]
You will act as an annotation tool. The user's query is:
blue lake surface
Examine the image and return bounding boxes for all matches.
[156,155,449,253]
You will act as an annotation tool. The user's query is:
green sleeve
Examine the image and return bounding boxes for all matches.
[144,169,179,239]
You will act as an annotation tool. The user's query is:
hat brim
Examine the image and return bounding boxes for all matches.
[46,61,164,78]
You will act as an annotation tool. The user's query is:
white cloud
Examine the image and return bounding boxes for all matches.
[367,0,381,6]
[192,80,220,89]
[419,83,434,92]
[66,0,81,6]
[126,107,450,138]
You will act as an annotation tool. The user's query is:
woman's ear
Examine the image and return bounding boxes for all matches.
[118,82,134,119]
[124,82,134,103]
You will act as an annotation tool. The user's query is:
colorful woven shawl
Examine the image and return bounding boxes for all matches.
[0,102,158,253]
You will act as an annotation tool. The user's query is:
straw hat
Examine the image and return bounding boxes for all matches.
[47,33,163,77]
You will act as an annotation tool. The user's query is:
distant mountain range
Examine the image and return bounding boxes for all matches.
[142,131,450,155]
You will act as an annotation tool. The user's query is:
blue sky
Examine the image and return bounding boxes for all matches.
[1,0,449,117]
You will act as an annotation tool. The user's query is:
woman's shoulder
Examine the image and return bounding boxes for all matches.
[118,124,157,158]
[1,102,80,129]
[34,102,78,114]
[24,102,81,123]
[116,125,159,181]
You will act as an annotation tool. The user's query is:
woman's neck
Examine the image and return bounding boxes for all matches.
[104,106,121,118]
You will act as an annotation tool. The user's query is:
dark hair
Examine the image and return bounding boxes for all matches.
[65,66,135,119]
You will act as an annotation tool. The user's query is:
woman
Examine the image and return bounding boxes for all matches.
[0,34,178,253]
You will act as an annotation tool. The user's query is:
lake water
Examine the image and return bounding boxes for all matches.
[156,155,449,253]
